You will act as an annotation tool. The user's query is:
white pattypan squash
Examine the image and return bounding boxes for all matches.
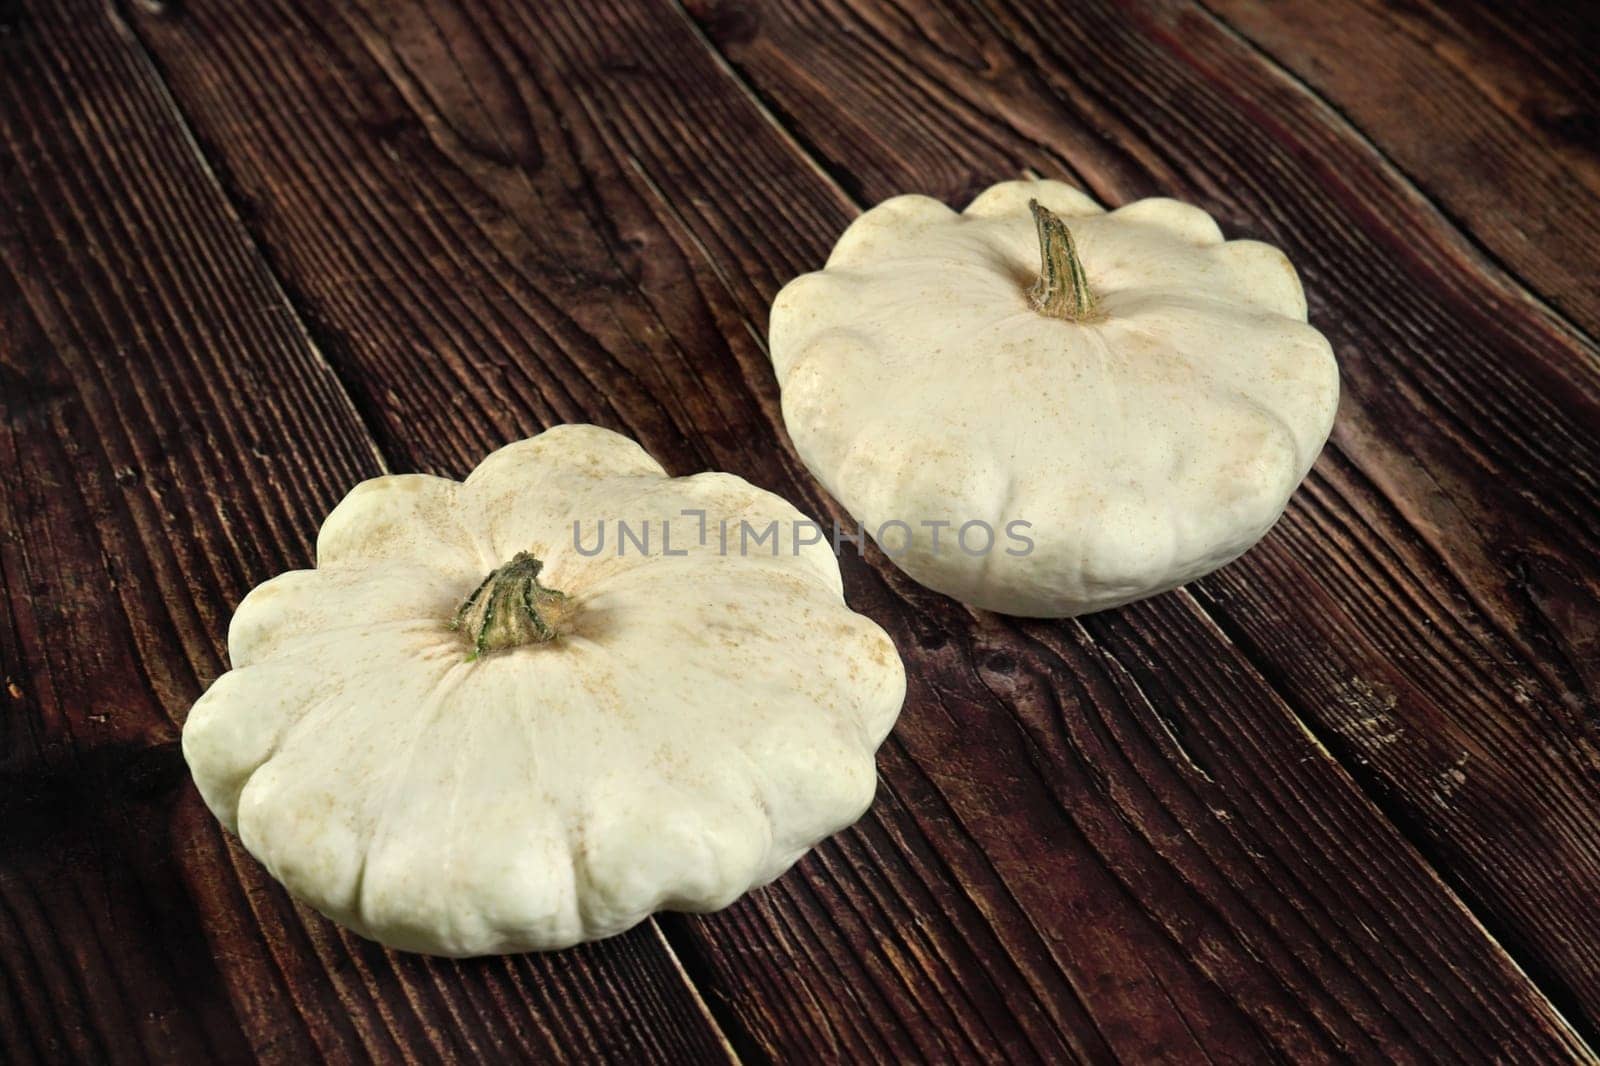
[770,179,1339,616]
[183,425,905,956]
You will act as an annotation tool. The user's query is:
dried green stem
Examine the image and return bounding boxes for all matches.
[1027,198,1097,322]
[451,551,569,660]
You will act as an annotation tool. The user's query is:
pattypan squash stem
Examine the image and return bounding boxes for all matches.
[1027,199,1098,322]
[452,551,570,660]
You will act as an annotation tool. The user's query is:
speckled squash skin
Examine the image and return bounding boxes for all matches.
[770,179,1340,617]
[183,425,906,956]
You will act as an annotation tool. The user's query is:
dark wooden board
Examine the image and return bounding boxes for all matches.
[1202,0,1600,337]
[98,0,1599,1061]
[4,0,1599,1060]
[685,0,1600,1040]
[0,2,734,1062]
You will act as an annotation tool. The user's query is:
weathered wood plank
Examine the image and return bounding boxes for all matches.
[685,0,1600,1039]
[1203,0,1600,337]
[0,3,734,1062]
[130,0,1596,1059]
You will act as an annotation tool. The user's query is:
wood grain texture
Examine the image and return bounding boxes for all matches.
[687,0,1600,1038]
[0,2,733,1062]
[122,0,1596,1060]
[1202,0,1600,336]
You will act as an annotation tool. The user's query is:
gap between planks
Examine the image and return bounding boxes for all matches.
[104,1,391,476]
